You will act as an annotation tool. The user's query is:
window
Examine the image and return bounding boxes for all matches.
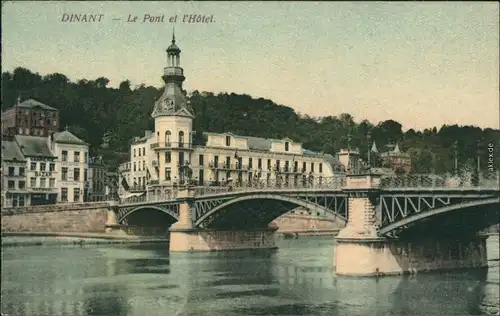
[258,159,262,169]
[49,164,55,172]
[142,148,145,156]
[319,163,323,173]
[311,163,315,173]
[178,131,184,147]
[267,159,271,170]
[61,188,68,202]
[199,154,204,166]
[30,162,37,171]
[84,152,88,163]
[61,167,68,180]
[165,131,171,146]
[40,163,46,171]
[214,155,219,166]
[73,188,80,202]
[8,167,15,176]
[74,168,80,181]
[133,149,136,157]
[248,158,253,169]
[285,142,289,151]
[225,156,231,168]
[40,178,46,188]
[84,169,88,182]
[138,162,141,171]
[165,168,171,180]
[30,177,36,187]
[225,136,231,146]
[238,157,242,168]
[19,181,25,189]
[165,151,171,163]
[62,151,68,162]
[179,152,185,166]
[53,120,57,127]
[138,148,141,157]
[285,161,289,172]
[49,178,55,187]
[276,160,281,170]
[74,151,80,162]
[142,161,145,170]
[302,162,306,172]
[133,162,136,172]
[8,181,15,189]
[19,167,25,176]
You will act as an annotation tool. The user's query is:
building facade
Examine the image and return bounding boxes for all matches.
[1,130,89,207]
[117,34,346,197]
[377,143,412,174]
[1,98,60,137]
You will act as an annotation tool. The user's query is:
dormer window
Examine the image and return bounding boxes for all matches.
[285,142,290,151]
[226,136,231,146]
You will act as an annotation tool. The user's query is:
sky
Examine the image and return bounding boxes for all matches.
[2,1,499,130]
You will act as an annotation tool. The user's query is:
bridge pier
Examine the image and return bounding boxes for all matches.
[334,174,489,276]
[169,187,278,252]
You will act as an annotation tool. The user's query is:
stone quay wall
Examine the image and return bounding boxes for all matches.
[273,213,345,234]
[1,203,110,233]
[170,228,278,252]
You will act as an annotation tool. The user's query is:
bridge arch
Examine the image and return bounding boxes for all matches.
[378,197,500,236]
[118,205,179,228]
[194,193,347,229]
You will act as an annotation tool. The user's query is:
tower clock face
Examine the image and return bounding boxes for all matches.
[163,99,173,110]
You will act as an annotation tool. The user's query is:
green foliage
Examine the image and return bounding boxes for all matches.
[2,67,499,173]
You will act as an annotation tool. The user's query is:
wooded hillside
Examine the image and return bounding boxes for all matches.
[2,67,499,172]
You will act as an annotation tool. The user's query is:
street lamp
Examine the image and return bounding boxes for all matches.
[476,139,481,178]
[347,133,352,150]
[367,131,372,167]
[453,140,458,175]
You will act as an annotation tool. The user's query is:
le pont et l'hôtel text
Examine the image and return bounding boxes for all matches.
[61,14,215,24]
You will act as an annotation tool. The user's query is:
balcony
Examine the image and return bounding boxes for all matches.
[130,185,146,192]
[27,187,57,193]
[150,142,192,150]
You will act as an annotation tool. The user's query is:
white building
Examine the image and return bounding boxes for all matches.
[1,130,89,207]
[118,34,351,197]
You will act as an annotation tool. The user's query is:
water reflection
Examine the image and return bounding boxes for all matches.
[1,237,499,316]
[83,283,128,316]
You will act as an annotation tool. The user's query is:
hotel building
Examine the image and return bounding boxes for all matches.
[118,34,359,197]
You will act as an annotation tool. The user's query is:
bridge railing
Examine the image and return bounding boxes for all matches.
[116,175,347,205]
[380,171,500,190]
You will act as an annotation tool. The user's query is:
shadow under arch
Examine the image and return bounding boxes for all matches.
[120,206,179,235]
[379,197,500,237]
[195,194,347,229]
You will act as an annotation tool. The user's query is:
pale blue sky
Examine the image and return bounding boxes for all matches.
[2,1,499,130]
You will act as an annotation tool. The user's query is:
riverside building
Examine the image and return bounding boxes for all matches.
[1,127,90,207]
[118,34,358,198]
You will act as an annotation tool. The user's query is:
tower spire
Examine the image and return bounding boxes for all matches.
[172,26,176,44]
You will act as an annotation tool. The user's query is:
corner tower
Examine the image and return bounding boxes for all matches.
[152,30,194,185]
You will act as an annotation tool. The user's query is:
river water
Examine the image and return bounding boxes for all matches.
[1,236,499,316]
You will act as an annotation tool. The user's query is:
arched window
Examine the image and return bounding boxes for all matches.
[179,131,184,147]
[165,131,171,146]
[285,142,289,151]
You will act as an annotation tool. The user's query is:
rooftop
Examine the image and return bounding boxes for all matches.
[1,140,26,161]
[53,131,88,146]
[15,99,58,111]
[15,135,55,157]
